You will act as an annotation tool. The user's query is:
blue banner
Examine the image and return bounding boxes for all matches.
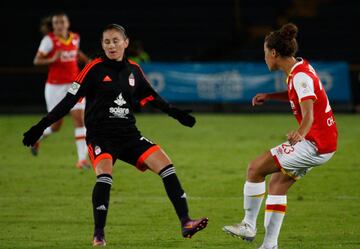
[141,61,350,103]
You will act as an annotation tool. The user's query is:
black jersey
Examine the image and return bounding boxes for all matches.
[44,57,170,138]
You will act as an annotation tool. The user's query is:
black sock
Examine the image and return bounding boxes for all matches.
[159,165,189,224]
[92,174,112,236]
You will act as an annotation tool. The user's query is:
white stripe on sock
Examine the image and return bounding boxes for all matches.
[97,177,113,185]
[160,167,176,178]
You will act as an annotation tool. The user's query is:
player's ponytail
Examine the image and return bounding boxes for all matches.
[101,24,128,40]
[279,23,298,41]
[265,23,298,57]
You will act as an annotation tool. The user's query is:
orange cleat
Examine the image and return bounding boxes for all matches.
[93,236,106,247]
[182,217,209,238]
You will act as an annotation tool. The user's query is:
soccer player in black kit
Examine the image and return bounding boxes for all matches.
[23,24,208,246]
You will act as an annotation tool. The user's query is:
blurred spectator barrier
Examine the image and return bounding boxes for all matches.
[142,62,350,103]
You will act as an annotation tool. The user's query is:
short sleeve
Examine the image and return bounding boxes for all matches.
[38,35,53,55]
[293,72,317,102]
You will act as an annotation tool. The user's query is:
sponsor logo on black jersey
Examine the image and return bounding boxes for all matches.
[109,93,129,119]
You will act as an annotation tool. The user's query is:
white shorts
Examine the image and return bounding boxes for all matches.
[270,140,335,180]
[45,83,85,112]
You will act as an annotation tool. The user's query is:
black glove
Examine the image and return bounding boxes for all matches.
[23,118,50,146]
[167,107,196,127]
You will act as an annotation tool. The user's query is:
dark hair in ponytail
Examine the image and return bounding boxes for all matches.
[265,23,298,57]
[101,23,128,40]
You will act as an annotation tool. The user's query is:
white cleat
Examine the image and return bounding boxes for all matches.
[259,245,278,249]
[222,221,256,241]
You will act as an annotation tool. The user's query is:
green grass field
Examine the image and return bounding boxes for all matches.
[1,114,359,249]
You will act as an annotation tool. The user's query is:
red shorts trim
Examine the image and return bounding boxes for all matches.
[300,95,317,103]
[87,144,113,170]
[75,135,86,140]
[272,154,298,180]
[136,145,161,171]
[272,154,283,171]
[93,153,113,170]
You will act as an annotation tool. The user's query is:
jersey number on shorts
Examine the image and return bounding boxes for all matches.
[282,143,295,154]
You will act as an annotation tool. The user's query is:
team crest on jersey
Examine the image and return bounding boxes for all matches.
[129,73,135,86]
[72,38,79,46]
[95,146,101,155]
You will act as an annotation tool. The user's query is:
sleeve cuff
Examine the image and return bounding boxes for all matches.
[140,95,155,107]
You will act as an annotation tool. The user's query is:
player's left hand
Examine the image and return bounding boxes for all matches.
[23,124,45,147]
[287,130,303,145]
[167,107,196,127]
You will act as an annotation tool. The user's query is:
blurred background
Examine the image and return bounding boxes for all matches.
[0,0,359,113]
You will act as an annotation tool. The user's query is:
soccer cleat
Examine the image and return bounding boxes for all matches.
[93,229,106,247]
[182,217,209,238]
[92,236,106,247]
[30,141,40,156]
[222,221,256,241]
[76,159,91,169]
[259,245,278,249]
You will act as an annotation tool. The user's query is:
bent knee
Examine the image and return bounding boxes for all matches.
[95,159,113,176]
[246,159,266,182]
[247,159,259,175]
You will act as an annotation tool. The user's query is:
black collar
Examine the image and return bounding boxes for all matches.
[103,56,127,70]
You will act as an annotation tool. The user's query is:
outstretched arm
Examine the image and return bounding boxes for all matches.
[23,59,100,146]
[252,91,288,106]
[23,90,81,147]
[133,62,195,127]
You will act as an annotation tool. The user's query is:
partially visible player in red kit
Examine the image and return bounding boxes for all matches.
[33,11,90,169]
[223,23,338,249]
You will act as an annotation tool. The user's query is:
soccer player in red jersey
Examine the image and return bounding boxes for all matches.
[33,12,90,169]
[23,24,208,246]
[223,23,338,249]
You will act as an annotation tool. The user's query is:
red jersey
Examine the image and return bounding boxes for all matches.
[37,31,80,84]
[287,58,338,154]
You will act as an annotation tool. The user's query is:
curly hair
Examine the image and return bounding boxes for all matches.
[265,23,299,57]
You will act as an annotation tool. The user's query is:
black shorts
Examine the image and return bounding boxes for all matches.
[87,134,160,172]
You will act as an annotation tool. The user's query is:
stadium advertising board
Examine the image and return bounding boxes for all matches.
[142,62,350,103]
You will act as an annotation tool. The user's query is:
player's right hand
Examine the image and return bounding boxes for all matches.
[252,93,267,106]
[50,51,62,62]
[23,124,45,147]
[167,107,196,128]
